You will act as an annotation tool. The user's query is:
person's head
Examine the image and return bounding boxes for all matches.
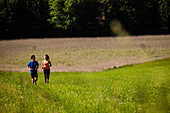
[44,54,49,60]
[31,55,35,61]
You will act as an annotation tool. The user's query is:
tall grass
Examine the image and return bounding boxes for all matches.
[0,58,170,112]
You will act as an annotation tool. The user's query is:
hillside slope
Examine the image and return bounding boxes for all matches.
[0,58,170,112]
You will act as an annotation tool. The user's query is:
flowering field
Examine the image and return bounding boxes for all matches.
[0,35,170,72]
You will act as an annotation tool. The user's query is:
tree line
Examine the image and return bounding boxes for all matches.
[0,0,169,39]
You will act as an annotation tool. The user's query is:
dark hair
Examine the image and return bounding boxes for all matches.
[45,54,49,60]
[31,55,35,60]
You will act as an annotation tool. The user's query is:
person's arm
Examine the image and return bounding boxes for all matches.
[35,65,39,70]
[49,60,52,67]
[35,62,39,70]
[27,67,32,70]
[27,62,32,70]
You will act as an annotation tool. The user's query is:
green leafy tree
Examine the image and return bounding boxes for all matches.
[0,0,17,38]
[159,0,170,33]
[48,0,81,30]
[0,0,169,38]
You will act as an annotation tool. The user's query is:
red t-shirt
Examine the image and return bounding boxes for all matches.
[42,60,51,70]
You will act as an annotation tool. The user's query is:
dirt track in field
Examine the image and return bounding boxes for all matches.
[0,35,170,72]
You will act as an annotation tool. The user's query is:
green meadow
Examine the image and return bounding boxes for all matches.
[0,58,170,113]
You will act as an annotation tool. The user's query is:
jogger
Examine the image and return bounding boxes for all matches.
[42,54,52,83]
[27,55,39,85]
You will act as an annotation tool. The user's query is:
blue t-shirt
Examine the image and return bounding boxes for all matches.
[27,61,39,73]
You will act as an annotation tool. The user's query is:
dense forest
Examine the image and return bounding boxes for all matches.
[0,0,170,39]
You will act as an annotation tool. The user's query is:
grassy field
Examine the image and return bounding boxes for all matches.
[0,35,170,72]
[0,58,170,113]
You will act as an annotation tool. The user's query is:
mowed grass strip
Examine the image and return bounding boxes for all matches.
[0,58,170,113]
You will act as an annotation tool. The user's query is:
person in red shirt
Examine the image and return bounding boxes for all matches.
[42,54,52,83]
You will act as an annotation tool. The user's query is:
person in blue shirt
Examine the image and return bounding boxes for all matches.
[27,55,39,85]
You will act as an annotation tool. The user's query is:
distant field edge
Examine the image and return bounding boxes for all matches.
[1,56,170,73]
[106,57,170,71]
[0,34,170,41]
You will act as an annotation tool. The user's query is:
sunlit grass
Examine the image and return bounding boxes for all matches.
[0,58,170,112]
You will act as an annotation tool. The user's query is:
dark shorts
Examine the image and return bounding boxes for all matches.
[30,72,38,80]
